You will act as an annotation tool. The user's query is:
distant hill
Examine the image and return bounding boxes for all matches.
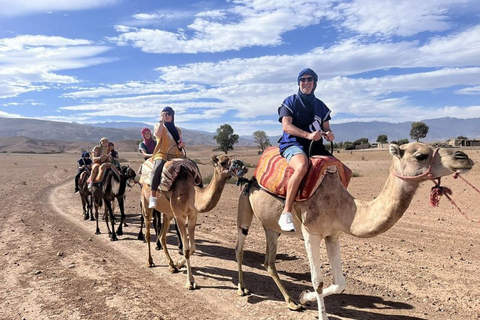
[0,117,479,154]
[0,118,254,146]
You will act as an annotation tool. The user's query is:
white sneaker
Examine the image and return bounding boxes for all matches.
[148,196,157,209]
[87,182,93,189]
[278,212,295,232]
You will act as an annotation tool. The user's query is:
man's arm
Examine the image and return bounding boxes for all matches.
[282,116,323,141]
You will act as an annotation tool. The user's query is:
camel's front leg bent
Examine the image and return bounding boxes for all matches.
[300,235,346,306]
[300,228,328,320]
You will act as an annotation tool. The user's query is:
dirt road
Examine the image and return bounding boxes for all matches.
[1,147,479,320]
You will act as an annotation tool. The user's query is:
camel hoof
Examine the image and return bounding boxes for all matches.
[147,260,155,268]
[186,282,198,290]
[287,301,303,311]
[117,230,123,236]
[95,230,101,235]
[111,237,118,242]
[137,233,145,241]
[123,222,128,227]
[155,244,162,250]
[168,266,179,273]
[237,287,250,296]
[90,217,95,221]
[178,248,183,255]
[299,290,309,305]
[83,214,89,220]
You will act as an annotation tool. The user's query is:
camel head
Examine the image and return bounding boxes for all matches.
[211,154,248,180]
[120,165,137,186]
[389,142,474,180]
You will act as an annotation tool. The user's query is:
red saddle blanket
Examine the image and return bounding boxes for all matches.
[140,158,203,191]
[254,146,351,201]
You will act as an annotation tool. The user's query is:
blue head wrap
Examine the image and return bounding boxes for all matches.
[297,68,318,103]
[82,151,90,158]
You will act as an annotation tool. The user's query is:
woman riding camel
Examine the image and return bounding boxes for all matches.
[148,106,185,208]
[139,128,156,160]
[87,137,112,189]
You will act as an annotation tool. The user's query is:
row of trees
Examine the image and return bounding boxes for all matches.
[213,121,431,153]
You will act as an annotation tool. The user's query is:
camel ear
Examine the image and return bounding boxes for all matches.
[211,155,219,164]
[389,144,402,159]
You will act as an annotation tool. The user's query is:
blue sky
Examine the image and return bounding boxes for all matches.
[1,0,479,137]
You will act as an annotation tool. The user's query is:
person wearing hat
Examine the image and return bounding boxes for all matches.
[108,142,121,169]
[87,137,112,189]
[277,68,335,232]
[139,128,156,160]
[74,151,93,193]
[148,106,185,208]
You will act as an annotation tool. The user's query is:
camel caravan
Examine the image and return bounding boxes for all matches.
[75,136,475,319]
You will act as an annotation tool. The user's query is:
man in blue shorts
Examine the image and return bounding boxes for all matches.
[277,68,335,231]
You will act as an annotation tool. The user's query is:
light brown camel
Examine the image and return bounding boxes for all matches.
[141,154,246,289]
[235,142,474,320]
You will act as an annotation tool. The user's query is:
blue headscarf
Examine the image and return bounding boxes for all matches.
[297,68,318,104]
[162,106,181,145]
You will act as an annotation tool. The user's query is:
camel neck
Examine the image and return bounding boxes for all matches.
[194,169,228,213]
[349,173,419,238]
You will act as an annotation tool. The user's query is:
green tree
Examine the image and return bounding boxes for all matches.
[457,135,468,140]
[376,134,388,143]
[213,124,239,154]
[353,137,369,145]
[397,138,409,145]
[410,122,429,142]
[253,130,271,152]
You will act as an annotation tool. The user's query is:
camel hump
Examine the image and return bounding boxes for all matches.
[160,158,203,192]
[254,146,351,201]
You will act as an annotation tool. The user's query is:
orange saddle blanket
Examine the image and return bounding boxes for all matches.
[254,146,351,201]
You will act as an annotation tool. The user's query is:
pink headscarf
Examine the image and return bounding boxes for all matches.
[141,128,156,154]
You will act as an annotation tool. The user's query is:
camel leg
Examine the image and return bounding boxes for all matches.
[300,229,328,320]
[94,199,101,235]
[174,218,183,255]
[153,209,162,250]
[236,193,254,296]
[122,195,128,227]
[143,204,155,267]
[175,215,197,290]
[159,215,178,272]
[81,196,88,220]
[116,195,125,236]
[104,200,117,241]
[137,201,145,241]
[263,228,302,311]
[299,235,346,304]
[88,194,94,221]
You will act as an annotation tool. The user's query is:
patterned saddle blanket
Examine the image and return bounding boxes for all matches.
[140,158,203,191]
[254,146,351,201]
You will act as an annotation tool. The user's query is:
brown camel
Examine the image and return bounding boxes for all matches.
[235,142,474,320]
[92,165,137,241]
[78,171,94,220]
[141,154,246,289]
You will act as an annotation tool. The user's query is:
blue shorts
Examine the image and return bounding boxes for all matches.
[282,146,306,163]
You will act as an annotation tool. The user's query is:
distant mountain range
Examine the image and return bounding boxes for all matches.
[0,117,479,152]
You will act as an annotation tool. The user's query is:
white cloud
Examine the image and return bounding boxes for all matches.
[0,0,120,16]
[0,35,116,99]
[109,1,329,53]
[334,0,469,37]
[456,86,480,95]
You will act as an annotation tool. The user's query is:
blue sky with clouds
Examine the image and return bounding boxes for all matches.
[1,0,479,136]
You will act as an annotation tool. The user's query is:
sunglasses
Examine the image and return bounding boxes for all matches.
[162,112,172,116]
[299,76,314,83]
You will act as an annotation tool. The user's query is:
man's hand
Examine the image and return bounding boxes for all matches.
[307,131,323,141]
[324,131,335,141]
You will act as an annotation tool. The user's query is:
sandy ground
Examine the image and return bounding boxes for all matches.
[1,146,479,320]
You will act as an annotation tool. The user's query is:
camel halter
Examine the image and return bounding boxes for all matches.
[390,148,479,223]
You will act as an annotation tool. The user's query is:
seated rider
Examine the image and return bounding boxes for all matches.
[87,137,112,189]
[277,68,335,232]
[108,142,121,169]
[74,151,92,193]
[139,128,156,160]
[148,106,185,208]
